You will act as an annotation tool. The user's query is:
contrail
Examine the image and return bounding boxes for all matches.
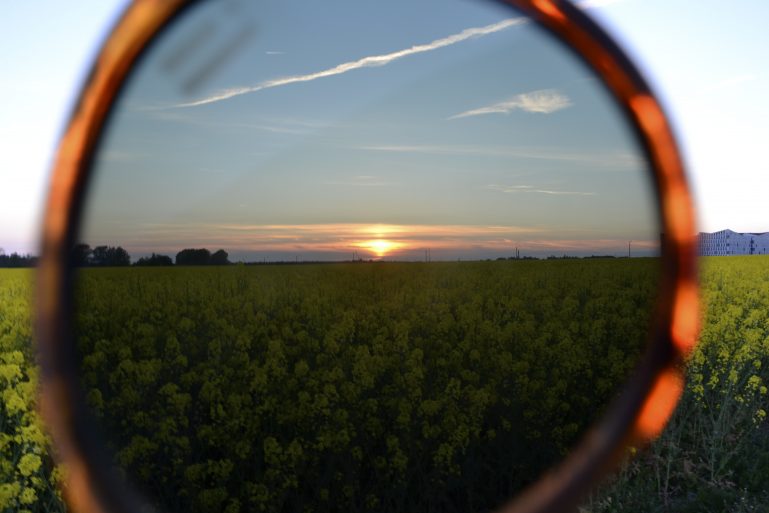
[174,16,527,108]
[485,184,595,196]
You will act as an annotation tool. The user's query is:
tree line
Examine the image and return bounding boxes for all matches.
[71,244,230,267]
[0,251,37,267]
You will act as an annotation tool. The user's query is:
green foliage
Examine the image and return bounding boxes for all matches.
[585,256,769,513]
[74,259,657,513]
[0,270,65,512]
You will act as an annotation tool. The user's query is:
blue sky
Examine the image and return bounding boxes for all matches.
[1,0,767,260]
[80,0,655,261]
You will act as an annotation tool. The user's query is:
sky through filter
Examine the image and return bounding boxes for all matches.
[81,0,659,262]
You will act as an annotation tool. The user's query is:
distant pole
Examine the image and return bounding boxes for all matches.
[628,241,631,258]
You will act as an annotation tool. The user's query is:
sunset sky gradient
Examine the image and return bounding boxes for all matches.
[77,0,659,261]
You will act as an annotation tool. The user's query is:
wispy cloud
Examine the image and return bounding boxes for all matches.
[144,110,320,134]
[513,237,656,253]
[323,175,397,188]
[358,144,641,169]
[265,50,285,55]
[118,222,541,253]
[448,89,571,119]
[173,16,527,108]
[485,184,595,196]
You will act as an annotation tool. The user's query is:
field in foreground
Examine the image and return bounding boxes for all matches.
[75,259,654,513]
[584,256,769,512]
[1,257,766,512]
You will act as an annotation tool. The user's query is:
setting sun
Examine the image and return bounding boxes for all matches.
[359,239,400,258]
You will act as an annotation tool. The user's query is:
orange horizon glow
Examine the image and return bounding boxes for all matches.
[85,222,662,258]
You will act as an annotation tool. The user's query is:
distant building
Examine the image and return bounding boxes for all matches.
[698,229,769,256]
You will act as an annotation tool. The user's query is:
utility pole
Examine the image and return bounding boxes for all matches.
[628,241,631,258]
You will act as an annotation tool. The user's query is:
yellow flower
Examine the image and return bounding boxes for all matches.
[0,482,20,509]
[18,454,42,477]
[19,486,37,505]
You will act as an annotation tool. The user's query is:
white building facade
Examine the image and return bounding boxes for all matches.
[698,229,769,256]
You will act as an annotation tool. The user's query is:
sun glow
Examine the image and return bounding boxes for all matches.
[359,239,401,258]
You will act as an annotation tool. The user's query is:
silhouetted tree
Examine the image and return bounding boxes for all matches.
[210,249,230,266]
[0,252,37,267]
[135,253,173,266]
[91,246,108,265]
[175,248,211,266]
[72,243,92,267]
[90,246,131,266]
[112,247,131,266]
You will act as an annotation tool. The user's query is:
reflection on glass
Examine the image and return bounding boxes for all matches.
[75,0,660,511]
